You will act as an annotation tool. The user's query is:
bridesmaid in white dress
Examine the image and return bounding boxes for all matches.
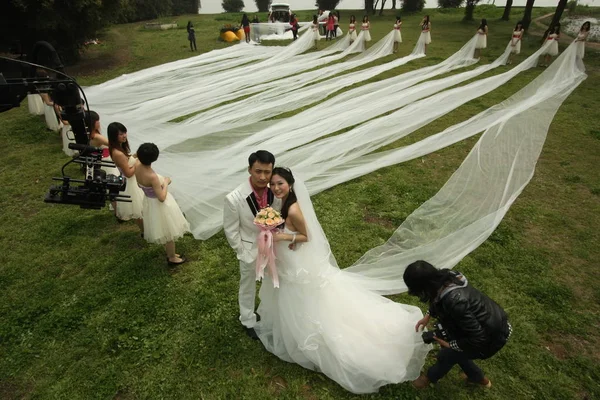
[107,122,145,233]
[508,21,524,65]
[420,15,432,54]
[393,16,403,53]
[348,15,357,44]
[540,25,560,67]
[575,21,591,59]
[474,18,488,58]
[86,111,120,215]
[40,93,60,132]
[361,15,371,42]
[135,143,190,265]
[311,15,320,49]
[255,168,430,394]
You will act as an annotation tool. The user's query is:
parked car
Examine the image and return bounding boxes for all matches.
[269,3,292,23]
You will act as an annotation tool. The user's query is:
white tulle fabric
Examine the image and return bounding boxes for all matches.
[342,41,586,293]
[254,180,431,393]
[85,35,585,297]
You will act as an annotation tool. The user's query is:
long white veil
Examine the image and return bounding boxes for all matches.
[276,42,586,295]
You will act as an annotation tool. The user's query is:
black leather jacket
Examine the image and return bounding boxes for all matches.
[429,272,511,359]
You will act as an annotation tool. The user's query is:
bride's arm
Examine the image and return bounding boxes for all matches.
[275,203,308,244]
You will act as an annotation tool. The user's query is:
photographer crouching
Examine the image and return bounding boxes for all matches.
[404,260,512,389]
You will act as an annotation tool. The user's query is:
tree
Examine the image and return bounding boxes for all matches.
[540,0,568,41]
[402,0,425,12]
[438,0,463,8]
[255,0,271,12]
[392,0,397,9]
[316,0,341,9]
[464,0,480,21]
[522,0,536,30]
[379,0,387,15]
[364,0,374,14]
[222,0,244,12]
[549,0,568,28]
[501,0,513,20]
[172,0,201,14]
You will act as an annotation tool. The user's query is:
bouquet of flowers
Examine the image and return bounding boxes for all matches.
[254,207,284,288]
[253,207,284,228]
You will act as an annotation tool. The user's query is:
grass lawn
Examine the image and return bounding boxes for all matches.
[1,6,599,400]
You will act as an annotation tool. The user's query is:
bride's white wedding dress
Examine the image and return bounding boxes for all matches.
[254,181,430,394]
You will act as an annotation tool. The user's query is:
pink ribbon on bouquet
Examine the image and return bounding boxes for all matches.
[255,226,280,288]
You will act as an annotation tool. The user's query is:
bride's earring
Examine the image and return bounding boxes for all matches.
[290,186,293,193]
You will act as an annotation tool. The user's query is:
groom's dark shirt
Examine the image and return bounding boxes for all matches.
[246,188,274,217]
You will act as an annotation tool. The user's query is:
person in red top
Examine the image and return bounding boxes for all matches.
[290,13,299,41]
[240,14,251,43]
[326,13,335,41]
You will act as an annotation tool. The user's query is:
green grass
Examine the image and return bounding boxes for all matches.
[1,7,600,400]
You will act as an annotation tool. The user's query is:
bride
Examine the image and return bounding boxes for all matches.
[254,167,431,394]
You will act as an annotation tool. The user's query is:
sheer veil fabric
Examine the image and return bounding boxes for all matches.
[87,35,585,288]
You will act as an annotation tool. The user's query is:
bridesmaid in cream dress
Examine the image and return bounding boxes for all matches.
[348,15,357,44]
[540,25,560,67]
[420,15,431,54]
[575,21,591,59]
[508,21,524,65]
[361,15,371,42]
[393,16,403,53]
[474,19,488,58]
[107,122,145,233]
[135,143,190,265]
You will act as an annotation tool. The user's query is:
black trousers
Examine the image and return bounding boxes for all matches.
[189,39,197,51]
[427,348,485,383]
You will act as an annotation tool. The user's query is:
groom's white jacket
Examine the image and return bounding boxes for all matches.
[223,179,282,264]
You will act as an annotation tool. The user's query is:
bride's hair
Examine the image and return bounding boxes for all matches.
[403,260,462,303]
[272,167,297,221]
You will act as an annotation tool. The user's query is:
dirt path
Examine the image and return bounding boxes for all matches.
[530,12,600,50]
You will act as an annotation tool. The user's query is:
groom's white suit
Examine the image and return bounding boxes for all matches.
[223,179,281,329]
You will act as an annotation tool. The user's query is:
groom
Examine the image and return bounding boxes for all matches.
[223,150,281,339]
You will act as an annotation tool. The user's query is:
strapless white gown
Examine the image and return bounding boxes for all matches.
[255,227,430,394]
[115,156,144,221]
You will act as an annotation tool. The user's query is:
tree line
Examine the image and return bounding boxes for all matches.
[2,0,199,63]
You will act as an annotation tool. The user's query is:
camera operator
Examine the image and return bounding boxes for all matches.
[403,260,512,389]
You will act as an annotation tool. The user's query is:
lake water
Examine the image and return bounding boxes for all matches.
[199,0,598,14]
